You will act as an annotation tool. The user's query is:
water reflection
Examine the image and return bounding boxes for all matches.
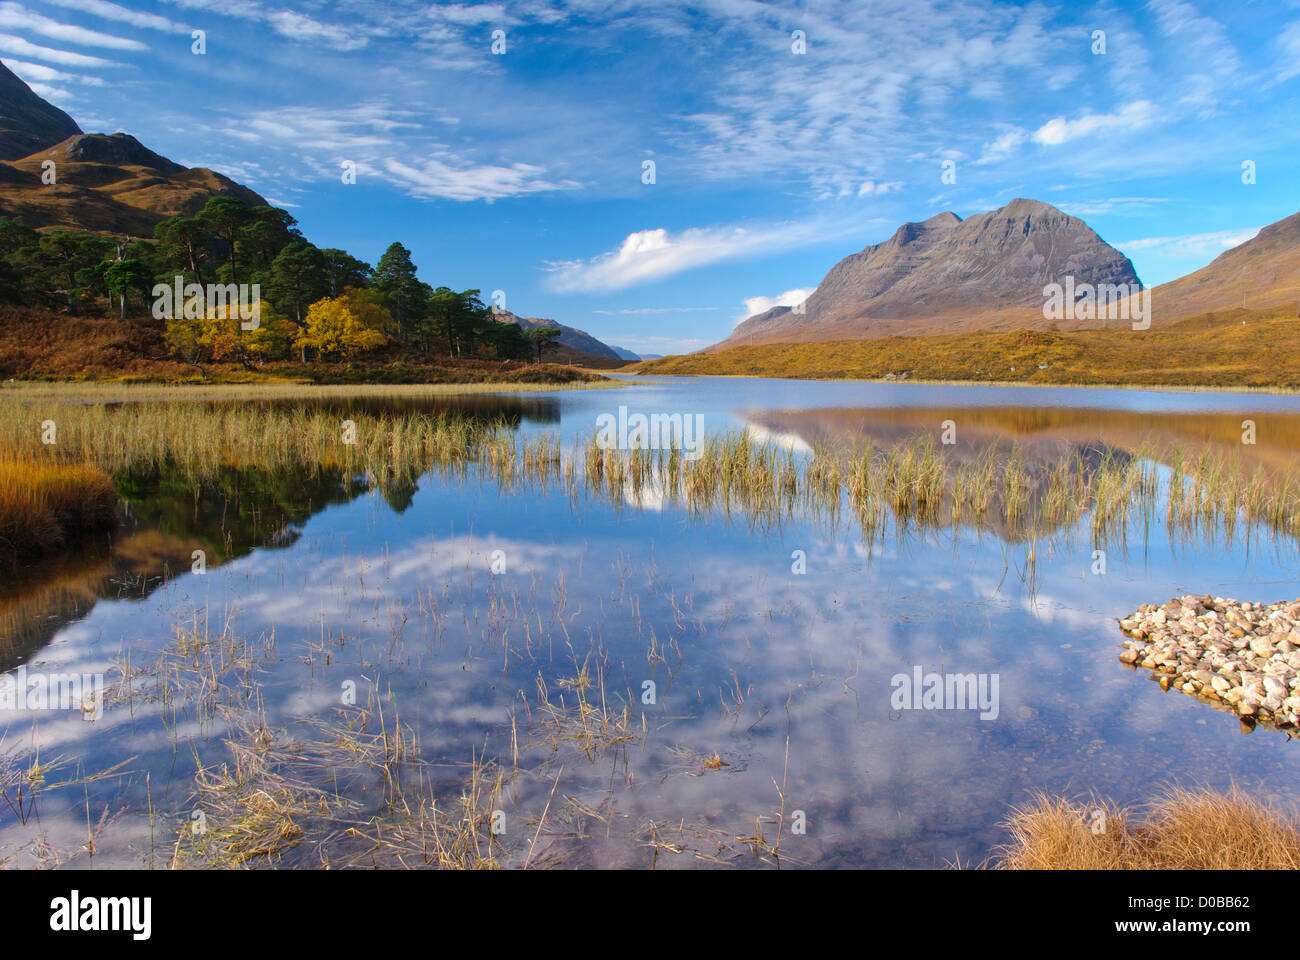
[2,384,1300,869]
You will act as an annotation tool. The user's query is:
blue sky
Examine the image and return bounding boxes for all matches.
[3,0,1299,354]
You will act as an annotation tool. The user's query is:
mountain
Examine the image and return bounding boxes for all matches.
[611,346,642,362]
[0,61,81,161]
[1147,212,1300,321]
[0,66,268,235]
[718,199,1141,349]
[0,133,269,235]
[494,311,624,361]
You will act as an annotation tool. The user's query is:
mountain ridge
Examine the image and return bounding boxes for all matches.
[492,310,625,362]
[0,61,81,161]
[0,65,268,235]
[718,198,1142,349]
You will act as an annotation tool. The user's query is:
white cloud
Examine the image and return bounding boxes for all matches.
[426,3,518,26]
[1033,101,1155,146]
[1146,0,1240,110]
[1118,228,1260,260]
[976,127,1027,165]
[0,3,146,50]
[736,287,814,324]
[40,0,187,32]
[1279,20,1300,82]
[267,10,369,51]
[1053,196,1174,217]
[546,219,841,293]
[27,81,73,102]
[857,180,903,196]
[382,157,579,203]
[0,33,121,67]
[1,58,105,85]
[158,0,371,50]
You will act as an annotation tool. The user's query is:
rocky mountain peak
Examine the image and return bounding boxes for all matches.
[719,198,1141,348]
[51,133,186,175]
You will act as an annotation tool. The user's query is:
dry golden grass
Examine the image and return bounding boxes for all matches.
[0,380,615,405]
[0,458,117,573]
[634,311,1300,390]
[995,787,1300,869]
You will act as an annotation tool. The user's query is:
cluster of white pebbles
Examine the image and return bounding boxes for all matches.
[1118,595,1300,730]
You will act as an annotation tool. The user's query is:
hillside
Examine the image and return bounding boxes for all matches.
[493,310,629,363]
[1147,212,1300,320]
[635,309,1300,390]
[0,307,608,385]
[0,133,269,235]
[0,61,81,161]
[719,199,1141,348]
[0,65,268,236]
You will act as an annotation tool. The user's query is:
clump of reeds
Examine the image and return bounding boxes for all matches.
[7,386,1300,557]
[0,458,117,573]
[528,665,643,765]
[170,707,344,869]
[994,786,1300,869]
[109,618,271,733]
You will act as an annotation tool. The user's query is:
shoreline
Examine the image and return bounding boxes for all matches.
[0,378,620,403]
[1119,595,1300,730]
[617,370,1300,397]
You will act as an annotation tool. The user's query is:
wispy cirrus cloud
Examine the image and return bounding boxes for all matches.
[39,0,189,32]
[1278,20,1300,82]
[156,0,370,50]
[1054,197,1176,217]
[382,157,580,203]
[0,2,146,50]
[0,33,122,67]
[1117,228,1260,260]
[1,58,107,85]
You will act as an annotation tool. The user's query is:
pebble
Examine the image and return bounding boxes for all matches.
[1117,594,1300,729]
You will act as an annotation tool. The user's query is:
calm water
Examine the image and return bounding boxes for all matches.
[4,376,1300,868]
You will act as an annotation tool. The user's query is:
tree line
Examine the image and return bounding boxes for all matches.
[0,197,563,367]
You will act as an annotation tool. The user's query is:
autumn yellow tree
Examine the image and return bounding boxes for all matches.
[296,288,394,359]
[165,299,295,367]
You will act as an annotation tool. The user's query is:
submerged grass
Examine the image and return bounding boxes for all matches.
[579,429,1300,550]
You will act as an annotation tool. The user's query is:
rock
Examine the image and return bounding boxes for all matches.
[1249,636,1275,657]
[1117,595,1300,729]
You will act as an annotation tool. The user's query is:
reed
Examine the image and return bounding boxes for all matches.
[5,386,1300,562]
